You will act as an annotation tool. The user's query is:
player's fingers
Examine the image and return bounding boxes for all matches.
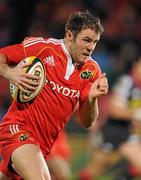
[19,81,36,91]
[22,78,39,86]
[98,82,108,94]
[17,84,32,94]
[98,89,108,96]
[100,84,108,90]
[21,62,32,68]
[17,62,30,69]
[25,73,40,81]
[98,78,108,88]
[100,72,107,79]
[99,78,108,84]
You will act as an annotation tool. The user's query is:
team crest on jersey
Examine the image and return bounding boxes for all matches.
[80,70,94,79]
[18,133,29,141]
[43,56,55,66]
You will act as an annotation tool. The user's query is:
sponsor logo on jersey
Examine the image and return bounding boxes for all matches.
[45,80,80,98]
[43,56,55,66]
[80,70,94,79]
[19,133,29,141]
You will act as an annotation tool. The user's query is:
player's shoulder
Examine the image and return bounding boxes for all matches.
[45,38,62,45]
[80,58,101,82]
[85,57,101,72]
[23,36,44,44]
[23,36,61,47]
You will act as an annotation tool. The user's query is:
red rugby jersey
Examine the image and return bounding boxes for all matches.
[0,37,101,156]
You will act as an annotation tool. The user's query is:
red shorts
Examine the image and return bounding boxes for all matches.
[0,124,39,179]
[48,131,71,160]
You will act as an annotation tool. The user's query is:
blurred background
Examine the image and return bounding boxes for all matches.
[0,0,141,179]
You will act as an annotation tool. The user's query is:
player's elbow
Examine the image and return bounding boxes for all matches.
[82,122,93,128]
[79,115,98,128]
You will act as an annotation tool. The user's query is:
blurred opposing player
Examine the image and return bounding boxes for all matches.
[0,11,108,179]
[79,54,141,179]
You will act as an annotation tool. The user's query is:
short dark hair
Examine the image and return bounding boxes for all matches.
[65,10,104,38]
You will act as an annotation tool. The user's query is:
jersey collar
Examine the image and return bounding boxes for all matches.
[61,39,75,80]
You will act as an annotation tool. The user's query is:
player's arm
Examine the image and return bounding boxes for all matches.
[79,73,109,128]
[0,46,39,93]
[0,53,10,78]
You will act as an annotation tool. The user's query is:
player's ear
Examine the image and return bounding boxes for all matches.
[66,30,73,41]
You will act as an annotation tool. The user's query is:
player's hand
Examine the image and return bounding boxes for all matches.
[89,73,108,100]
[7,62,40,93]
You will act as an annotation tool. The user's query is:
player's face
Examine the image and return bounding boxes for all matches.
[69,28,100,64]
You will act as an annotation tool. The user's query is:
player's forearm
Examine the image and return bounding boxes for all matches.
[79,98,99,128]
[0,53,11,79]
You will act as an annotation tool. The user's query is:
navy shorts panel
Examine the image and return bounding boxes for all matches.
[101,120,131,150]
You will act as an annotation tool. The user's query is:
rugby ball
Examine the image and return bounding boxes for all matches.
[10,56,46,103]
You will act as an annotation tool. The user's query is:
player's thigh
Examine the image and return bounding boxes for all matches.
[0,171,9,180]
[11,144,51,180]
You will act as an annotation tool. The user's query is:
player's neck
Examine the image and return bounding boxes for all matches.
[63,38,71,53]
[63,38,81,66]
[63,38,74,63]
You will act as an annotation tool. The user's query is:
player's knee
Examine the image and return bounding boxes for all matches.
[12,163,51,180]
[17,170,50,180]
[11,144,51,179]
[15,168,51,180]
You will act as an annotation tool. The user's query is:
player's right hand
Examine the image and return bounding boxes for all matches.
[7,63,40,93]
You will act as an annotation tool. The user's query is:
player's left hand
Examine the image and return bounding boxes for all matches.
[89,73,108,99]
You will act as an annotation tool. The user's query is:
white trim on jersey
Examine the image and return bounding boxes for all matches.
[24,37,61,47]
[24,37,44,45]
[47,38,61,44]
[61,39,75,80]
[9,124,20,135]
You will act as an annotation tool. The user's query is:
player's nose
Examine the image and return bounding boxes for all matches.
[86,42,95,52]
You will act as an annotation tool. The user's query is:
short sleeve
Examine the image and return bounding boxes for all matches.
[79,60,101,102]
[0,43,25,66]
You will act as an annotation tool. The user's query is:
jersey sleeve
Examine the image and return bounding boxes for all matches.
[0,44,25,66]
[0,36,46,66]
[22,37,47,57]
[80,60,102,102]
